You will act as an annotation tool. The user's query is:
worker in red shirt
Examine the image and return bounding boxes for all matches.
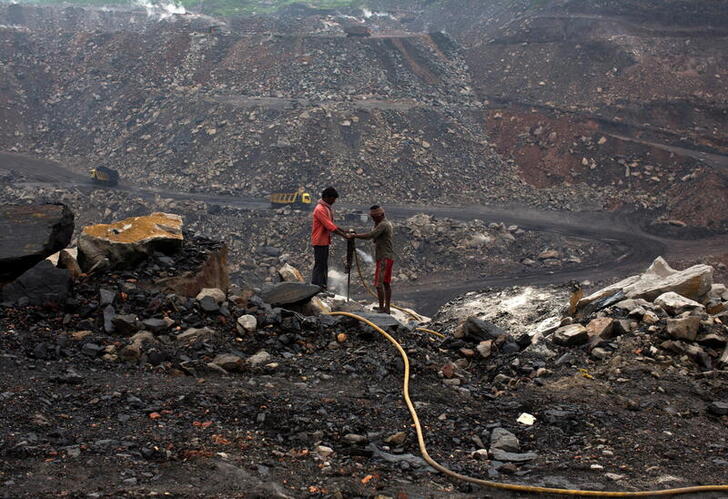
[311,186,350,290]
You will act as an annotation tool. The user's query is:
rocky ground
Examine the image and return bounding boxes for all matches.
[2,213,728,497]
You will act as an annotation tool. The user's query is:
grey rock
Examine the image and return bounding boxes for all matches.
[1,260,71,306]
[112,314,139,336]
[103,305,115,333]
[543,409,575,424]
[260,282,320,306]
[343,433,368,444]
[366,443,434,470]
[654,292,704,316]
[82,343,104,357]
[199,295,219,312]
[491,449,538,462]
[99,288,116,306]
[463,317,505,341]
[142,318,168,332]
[490,427,520,453]
[0,203,74,282]
[349,311,403,330]
[236,314,257,334]
[708,401,728,416]
[213,461,254,484]
[577,257,713,311]
[248,350,271,366]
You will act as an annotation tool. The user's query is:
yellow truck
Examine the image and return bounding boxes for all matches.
[89,166,120,186]
[269,188,312,210]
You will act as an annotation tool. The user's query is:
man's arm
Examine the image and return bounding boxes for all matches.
[354,223,385,240]
[314,206,348,238]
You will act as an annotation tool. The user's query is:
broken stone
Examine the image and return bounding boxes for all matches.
[463,317,505,341]
[248,350,271,367]
[476,340,493,358]
[77,213,183,272]
[199,295,220,313]
[57,249,83,280]
[643,311,660,325]
[537,249,560,260]
[212,353,244,372]
[385,432,407,445]
[236,314,257,334]
[196,287,226,304]
[111,314,139,336]
[177,327,216,342]
[666,317,701,341]
[315,445,333,458]
[260,282,320,306]
[586,318,614,338]
[278,263,304,283]
[490,449,537,462]
[577,257,713,311]
[552,324,588,346]
[343,433,367,444]
[0,203,74,282]
[707,401,728,416]
[1,260,71,306]
[654,292,704,316]
[490,428,520,453]
[141,318,168,333]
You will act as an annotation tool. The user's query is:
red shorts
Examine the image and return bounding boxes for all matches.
[374,259,394,286]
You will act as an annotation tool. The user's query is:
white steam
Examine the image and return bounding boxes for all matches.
[134,0,186,20]
[356,248,374,265]
[327,269,348,296]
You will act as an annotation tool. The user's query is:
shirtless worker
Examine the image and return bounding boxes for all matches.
[311,186,350,290]
[352,205,394,314]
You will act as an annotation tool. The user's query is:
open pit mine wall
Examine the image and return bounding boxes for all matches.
[1,2,726,230]
[0,4,520,206]
[369,0,728,231]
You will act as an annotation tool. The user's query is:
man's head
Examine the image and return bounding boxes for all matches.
[321,186,339,205]
[370,204,385,223]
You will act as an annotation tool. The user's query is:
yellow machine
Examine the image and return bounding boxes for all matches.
[89,166,119,186]
[269,187,312,209]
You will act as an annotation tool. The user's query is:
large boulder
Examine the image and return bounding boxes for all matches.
[0,203,74,282]
[576,257,713,314]
[1,260,71,306]
[260,282,321,307]
[77,213,183,272]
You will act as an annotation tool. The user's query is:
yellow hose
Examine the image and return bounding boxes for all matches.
[327,310,728,496]
[415,327,446,339]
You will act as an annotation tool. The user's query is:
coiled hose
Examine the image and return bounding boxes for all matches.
[325,312,728,496]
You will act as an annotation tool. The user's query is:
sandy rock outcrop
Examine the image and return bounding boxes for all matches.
[77,213,183,272]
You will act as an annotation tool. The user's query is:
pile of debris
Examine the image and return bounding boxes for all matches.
[0,204,409,378]
[550,257,727,369]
